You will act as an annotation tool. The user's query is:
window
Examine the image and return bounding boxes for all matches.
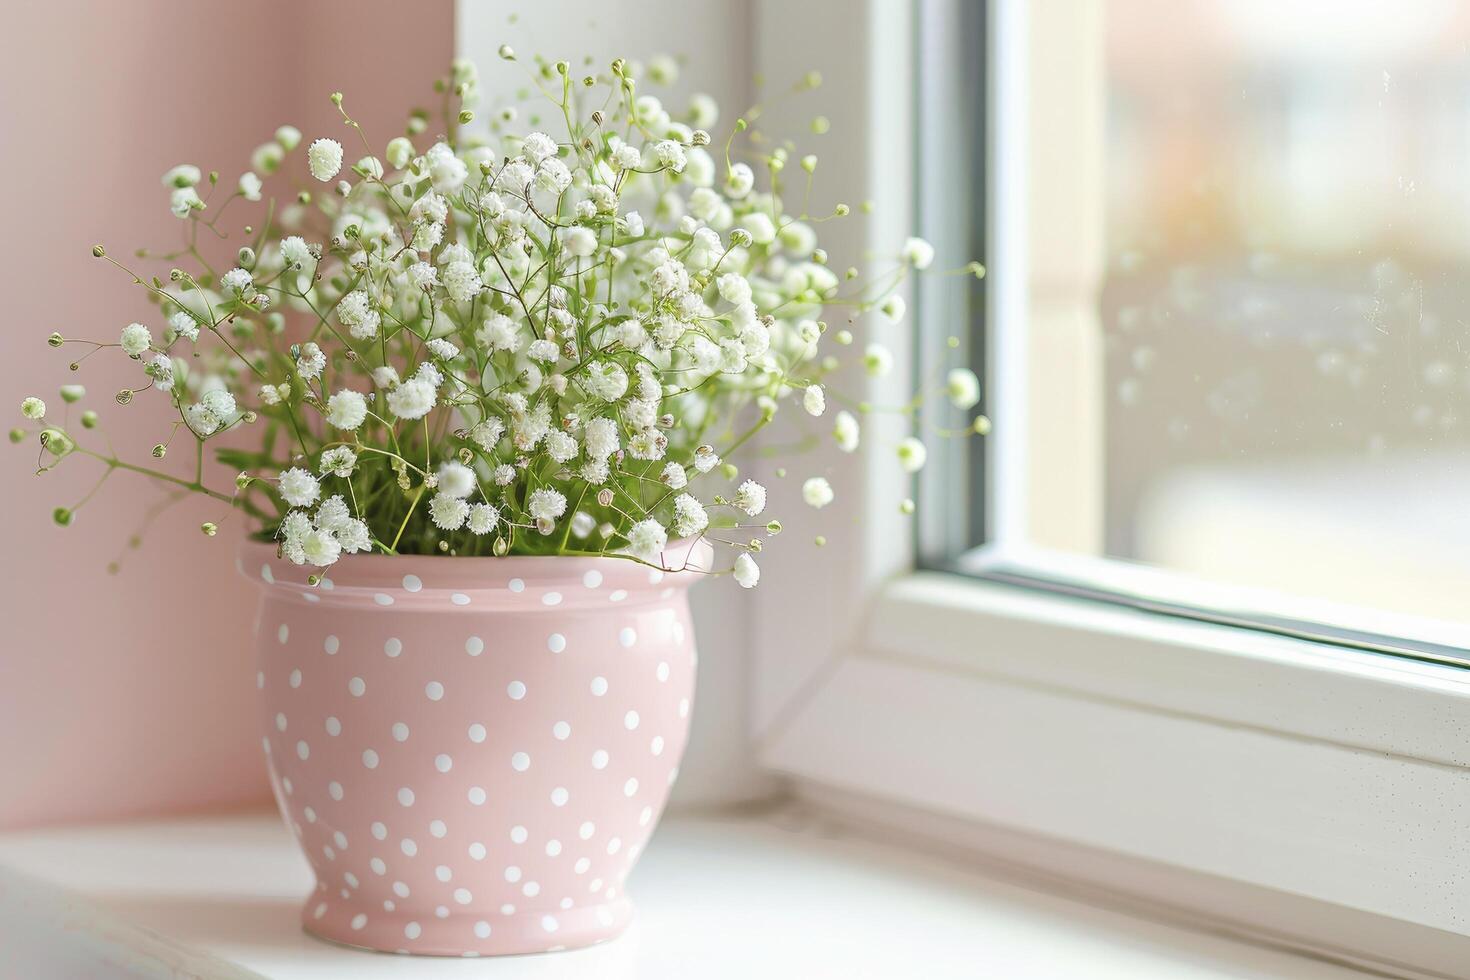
[921,0,1470,663]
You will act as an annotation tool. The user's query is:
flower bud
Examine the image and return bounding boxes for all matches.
[597,488,614,507]
[39,429,72,456]
[151,444,167,458]
[8,428,24,443]
[47,332,64,347]
[59,385,84,404]
[91,245,106,258]
[498,44,516,60]
[80,410,98,429]
[201,522,218,536]
[53,507,73,527]
[237,246,256,268]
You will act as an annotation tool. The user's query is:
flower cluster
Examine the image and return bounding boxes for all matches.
[15,54,987,587]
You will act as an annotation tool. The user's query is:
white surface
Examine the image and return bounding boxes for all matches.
[0,809,1367,979]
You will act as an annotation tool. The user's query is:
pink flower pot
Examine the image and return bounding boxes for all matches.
[239,539,706,956]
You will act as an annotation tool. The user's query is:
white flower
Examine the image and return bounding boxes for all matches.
[386,378,437,420]
[653,140,687,173]
[336,519,371,553]
[492,463,516,486]
[200,388,236,419]
[661,462,687,489]
[672,493,709,537]
[185,403,221,436]
[429,492,470,530]
[692,448,720,474]
[469,417,505,451]
[426,338,460,360]
[536,158,573,194]
[278,467,322,507]
[220,267,253,296]
[522,132,557,163]
[626,518,668,562]
[301,527,342,567]
[443,261,483,303]
[583,361,628,401]
[170,186,203,218]
[896,436,928,474]
[371,366,400,388]
[833,410,860,452]
[319,447,357,478]
[412,221,444,252]
[946,368,981,410]
[410,190,449,225]
[467,503,498,535]
[476,313,522,354]
[528,339,559,363]
[295,342,326,380]
[545,429,578,463]
[622,210,645,237]
[315,495,351,531]
[725,162,754,198]
[168,311,200,342]
[733,480,766,516]
[408,261,438,289]
[426,142,468,192]
[307,138,344,181]
[880,294,906,323]
[803,385,826,417]
[120,323,152,357]
[21,397,45,420]
[528,487,567,521]
[437,461,476,498]
[147,355,175,391]
[864,343,893,378]
[386,136,415,169]
[238,172,263,201]
[901,236,935,270]
[716,273,752,306]
[281,236,314,268]
[583,417,619,460]
[802,476,834,509]
[611,143,642,171]
[162,164,201,188]
[733,552,760,589]
[325,389,367,429]
[563,226,598,257]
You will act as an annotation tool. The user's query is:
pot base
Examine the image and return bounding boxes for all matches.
[300,893,633,956]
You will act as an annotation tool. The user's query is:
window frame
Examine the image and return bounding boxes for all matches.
[749,2,1470,974]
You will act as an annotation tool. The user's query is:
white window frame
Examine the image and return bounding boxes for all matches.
[749,2,1470,975]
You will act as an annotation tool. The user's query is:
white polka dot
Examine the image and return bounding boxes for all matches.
[550,787,569,807]
[504,865,522,883]
[574,857,591,874]
[545,839,562,857]
[289,669,302,688]
[325,716,342,736]
[648,569,665,585]
[282,777,293,795]
[656,662,670,682]
[541,915,559,933]
[256,671,264,689]
[542,591,563,606]
[673,621,686,644]
[277,623,290,644]
[329,781,344,801]
[402,574,422,593]
[624,710,640,730]
[623,777,639,797]
[547,633,566,653]
[552,721,571,740]
[393,881,410,898]
[468,786,487,805]
[474,920,492,939]
[590,676,608,696]
[362,749,379,769]
[260,564,274,584]
[334,831,349,850]
[348,677,366,697]
[435,753,453,773]
[468,723,487,743]
[296,740,310,760]
[373,593,394,606]
[369,857,387,875]
[392,722,410,742]
[507,578,525,593]
[619,627,637,648]
[382,900,395,912]
[651,735,665,756]
[404,921,422,939]
[678,698,690,718]
[469,842,487,860]
[500,903,515,915]
[435,865,453,882]
[453,887,473,905]
[639,805,654,826]
[350,913,367,931]
[609,589,628,602]
[304,806,316,823]
[275,713,288,732]
[397,787,415,807]
[465,636,484,656]
[451,593,471,605]
[319,577,334,591]
[324,635,339,655]
[425,681,444,701]
[430,819,447,838]
[510,825,528,844]
[510,752,530,772]
[313,901,327,919]
[583,569,603,588]
[591,750,609,770]
[523,881,541,898]
[371,822,387,840]
[384,637,402,658]
[607,837,622,855]
[400,838,417,856]
[506,680,526,700]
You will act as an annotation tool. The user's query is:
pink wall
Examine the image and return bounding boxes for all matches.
[0,1,453,829]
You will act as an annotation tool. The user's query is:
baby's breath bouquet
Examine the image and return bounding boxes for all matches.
[16,53,985,588]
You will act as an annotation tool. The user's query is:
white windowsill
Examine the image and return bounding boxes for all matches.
[0,807,1365,979]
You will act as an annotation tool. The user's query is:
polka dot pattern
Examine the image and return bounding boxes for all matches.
[245,544,699,956]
